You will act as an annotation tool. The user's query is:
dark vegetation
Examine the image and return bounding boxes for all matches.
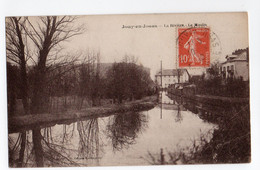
[106,62,154,103]
[144,103,250,164]
[7,58,155,116]
[189,62,249,98]
[198,104,251,164]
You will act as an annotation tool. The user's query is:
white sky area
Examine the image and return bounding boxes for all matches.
[28,13,249,79]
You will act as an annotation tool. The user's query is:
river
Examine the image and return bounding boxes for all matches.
[8,91,217,167]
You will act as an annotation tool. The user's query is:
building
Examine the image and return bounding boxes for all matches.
[219,48,249,81]
[155,69,190,88]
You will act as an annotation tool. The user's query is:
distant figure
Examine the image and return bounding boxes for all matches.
[184,30,206,65]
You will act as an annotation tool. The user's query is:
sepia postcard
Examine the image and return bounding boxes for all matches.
[6,12,250,167]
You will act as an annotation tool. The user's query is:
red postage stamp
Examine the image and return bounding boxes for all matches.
[178,27,210,67]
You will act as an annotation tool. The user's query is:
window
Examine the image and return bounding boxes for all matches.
[223,67,226,78]
[230,65,234,77]
[231,65,234,71]
[223,67,226,74]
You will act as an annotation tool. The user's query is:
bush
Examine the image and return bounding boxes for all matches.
[106,62,153,103]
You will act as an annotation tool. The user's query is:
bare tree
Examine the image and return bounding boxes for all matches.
[23,16,84,114]
[77,50,103,109]
[6,17,29,114]
[6,18,30,167]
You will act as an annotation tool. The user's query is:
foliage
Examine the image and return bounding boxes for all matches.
[194,63,249,97]
[78,57,105,107]
[106,62,153,103]
[200,105,250,163]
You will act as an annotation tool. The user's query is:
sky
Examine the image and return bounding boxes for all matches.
[28,12,249,78]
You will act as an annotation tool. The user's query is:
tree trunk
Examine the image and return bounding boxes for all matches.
[32,128,44,167]
[13,17,29,115]
[31,32,51,114]
[31,52,49,114]
[31,69,47,114]
[20,58,29,114]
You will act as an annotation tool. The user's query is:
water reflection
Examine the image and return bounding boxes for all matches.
[8,132,27,167]
[77,119,100,163]
[159,91,185,123]
[8,91,217,167]
[107,112,148,151]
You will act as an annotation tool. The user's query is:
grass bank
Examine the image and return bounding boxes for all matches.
[8,95,157,134]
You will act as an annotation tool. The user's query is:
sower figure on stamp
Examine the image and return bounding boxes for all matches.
[184,30,206,65]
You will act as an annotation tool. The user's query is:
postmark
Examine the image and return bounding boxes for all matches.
[210,31,222,60]
[177,27,211,68]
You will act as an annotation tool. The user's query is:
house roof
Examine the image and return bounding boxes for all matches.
[155,69,188,76]
[222,50,248,65]
[226,54,237,60]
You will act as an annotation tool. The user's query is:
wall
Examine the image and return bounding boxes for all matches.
[235,62,249,81]
[156,73,189,88]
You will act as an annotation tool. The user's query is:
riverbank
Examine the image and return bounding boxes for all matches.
[8,95,157,133]
[167,86,249,106]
